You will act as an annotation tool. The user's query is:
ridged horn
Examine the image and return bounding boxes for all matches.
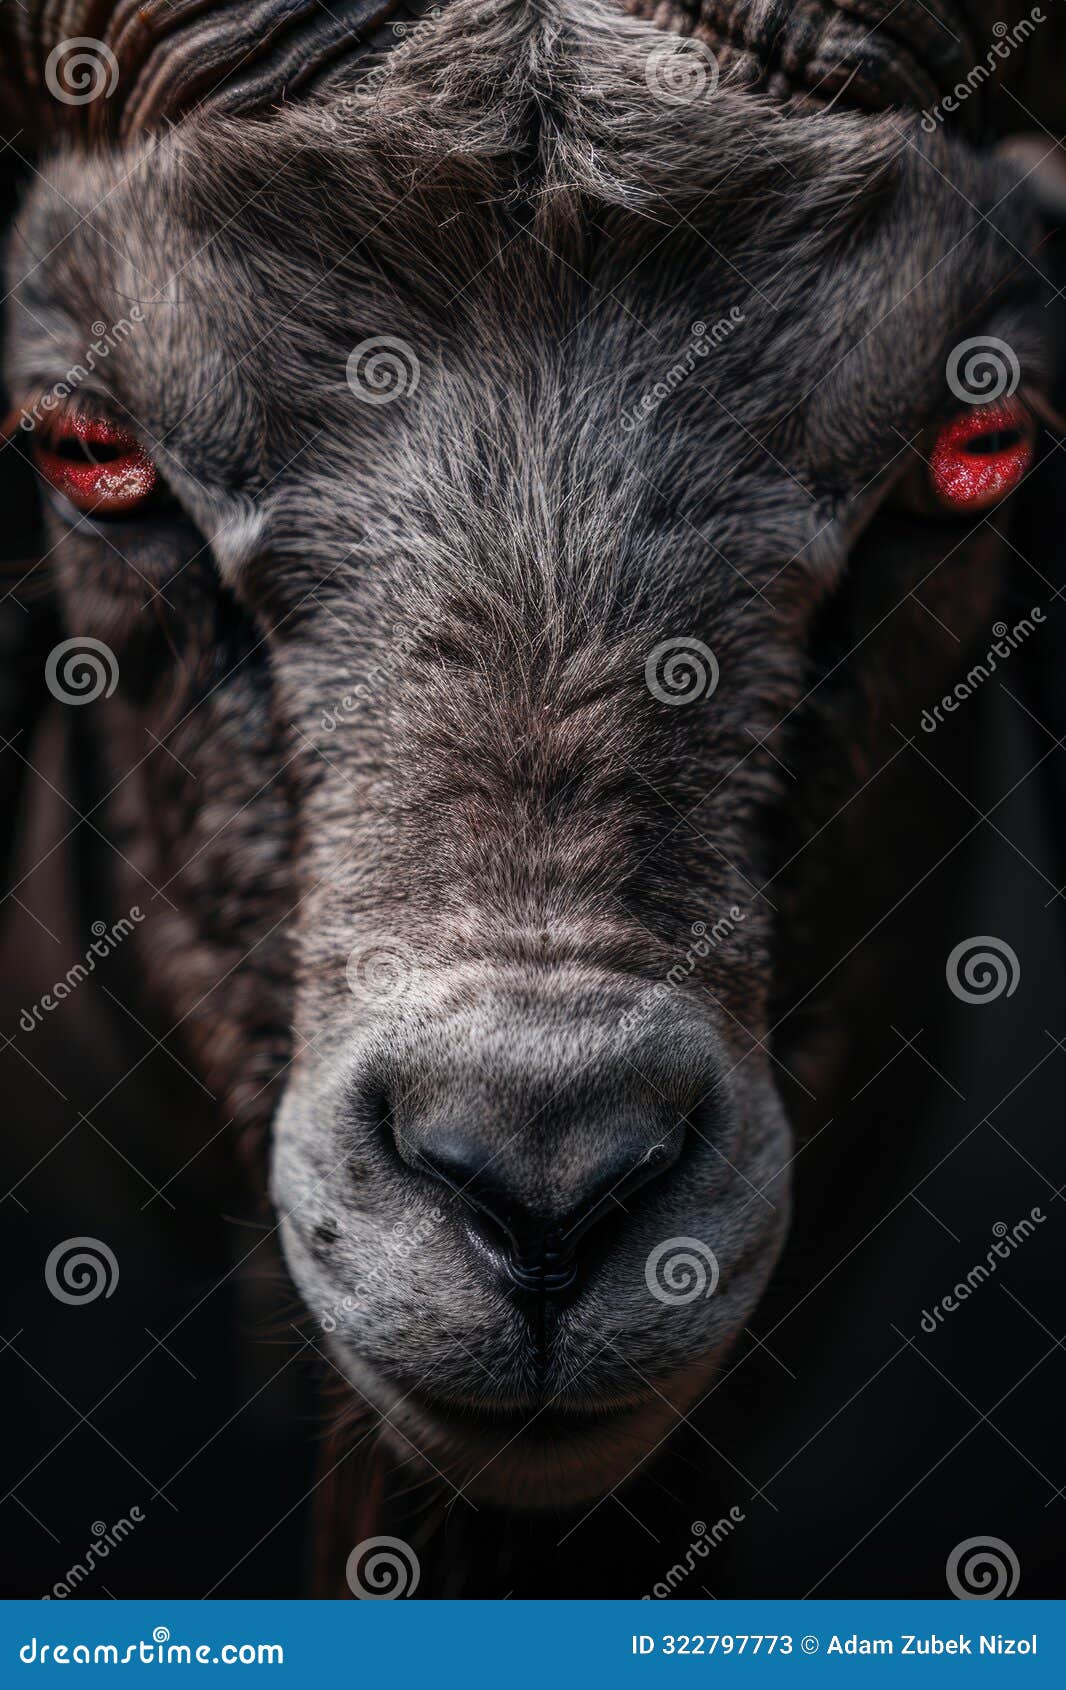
[0,0,431,144]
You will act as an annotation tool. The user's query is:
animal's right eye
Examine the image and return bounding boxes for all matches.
[890,397,1038,521]
[31,409,158,516]
[928,399,1035,513]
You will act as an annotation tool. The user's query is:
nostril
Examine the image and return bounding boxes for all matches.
[399,1114,688,1302]
[364,974,728,1296]
[406,1132,507,1224]
[506,1228,579,1295]
[552,1126,686,1257]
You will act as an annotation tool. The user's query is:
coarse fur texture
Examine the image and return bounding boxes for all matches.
[1,0,1061,1552]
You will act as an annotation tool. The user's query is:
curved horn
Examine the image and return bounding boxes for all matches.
[0,0,425,145]
[629,0,1066,136]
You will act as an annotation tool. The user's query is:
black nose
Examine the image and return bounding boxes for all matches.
[411,1126,685,1295]
[372,968,729,1298]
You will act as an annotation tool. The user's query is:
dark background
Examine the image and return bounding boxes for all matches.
[0,151,1064,1603]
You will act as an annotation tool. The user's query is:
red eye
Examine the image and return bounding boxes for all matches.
[32,411,156,515]
[929,399,1034,512]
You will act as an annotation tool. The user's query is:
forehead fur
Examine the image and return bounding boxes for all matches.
[7,0,1035,535]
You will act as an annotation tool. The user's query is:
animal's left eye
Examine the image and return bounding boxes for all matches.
[927,399,1035,513]
[31,410,157,516]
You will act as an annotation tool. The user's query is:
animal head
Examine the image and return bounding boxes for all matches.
[1,0,1060,1507]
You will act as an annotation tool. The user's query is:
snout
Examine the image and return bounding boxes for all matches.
[271,962,791,1506]
[373,977,725,1299]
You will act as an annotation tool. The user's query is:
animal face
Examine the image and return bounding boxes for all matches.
[4,2,1047,1504]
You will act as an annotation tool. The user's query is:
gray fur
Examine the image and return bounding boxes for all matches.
[3,0,1048,1505]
